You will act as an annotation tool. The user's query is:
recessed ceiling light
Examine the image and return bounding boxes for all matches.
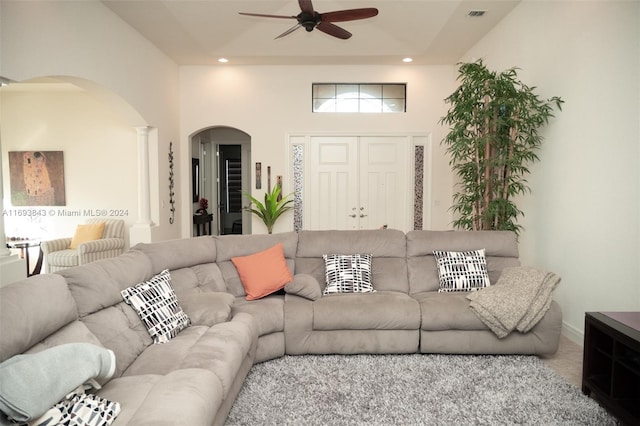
[218,58,229,63]
[468,10,486,17]
[402,57,413,63]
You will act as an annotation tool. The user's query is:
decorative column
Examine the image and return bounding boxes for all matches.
[135,126,154,226]
[0,166,12,258]
[129,126,155,246]
[0,141,27,286]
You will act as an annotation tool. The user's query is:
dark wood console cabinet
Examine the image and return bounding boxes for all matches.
[582,312,640,425]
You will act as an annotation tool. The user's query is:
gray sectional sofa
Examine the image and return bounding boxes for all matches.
[0,229,562,425]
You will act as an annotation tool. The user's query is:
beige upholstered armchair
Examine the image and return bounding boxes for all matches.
[41,219,126,273]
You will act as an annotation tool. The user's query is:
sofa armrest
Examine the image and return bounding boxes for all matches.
[77,238,125,254]
[40,238,72,255]
[284,274,322,300]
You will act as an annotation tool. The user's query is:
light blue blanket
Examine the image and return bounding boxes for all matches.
[0,343,115,423]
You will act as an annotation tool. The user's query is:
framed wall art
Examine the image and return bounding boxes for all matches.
[9,151,66,206]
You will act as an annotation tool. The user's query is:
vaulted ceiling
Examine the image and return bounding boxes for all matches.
[101,0,521,66]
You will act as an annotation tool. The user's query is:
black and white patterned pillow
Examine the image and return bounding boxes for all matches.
[121,269,190,344]
[322,254,374,295]
[433,249,490,292]
[54,391,121,426]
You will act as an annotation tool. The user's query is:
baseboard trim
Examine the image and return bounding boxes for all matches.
[562,321,584,347]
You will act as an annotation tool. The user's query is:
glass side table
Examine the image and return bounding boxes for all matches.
[6,239,43,277]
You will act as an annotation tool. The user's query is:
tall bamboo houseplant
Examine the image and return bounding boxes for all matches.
[440,60,563,235]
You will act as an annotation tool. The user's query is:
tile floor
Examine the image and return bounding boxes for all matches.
[541,335,584,388]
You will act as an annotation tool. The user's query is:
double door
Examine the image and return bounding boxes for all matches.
[308,135,410,231]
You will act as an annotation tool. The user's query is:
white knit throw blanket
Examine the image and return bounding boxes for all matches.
[466,266,561,338]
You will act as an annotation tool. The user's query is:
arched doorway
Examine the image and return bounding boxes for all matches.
[191,126,251,235]
[0,76,149,245]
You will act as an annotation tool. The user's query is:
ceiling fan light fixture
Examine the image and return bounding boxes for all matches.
[402,57,413,63]
[218,57,229,63]
[239,0,378,40]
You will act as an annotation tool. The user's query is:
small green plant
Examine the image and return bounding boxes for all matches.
[242,185,293,234]
[440,60,563,235]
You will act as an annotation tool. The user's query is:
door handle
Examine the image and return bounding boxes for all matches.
[349,214,357,218]
[359,214,367,218]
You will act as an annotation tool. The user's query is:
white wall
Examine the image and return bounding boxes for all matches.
[1,0,181,242]
[464,0,640,341]
[179,65,458,235]
[5,1,637,342]
[1,89,137,242]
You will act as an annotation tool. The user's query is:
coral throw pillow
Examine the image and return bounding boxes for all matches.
[68,222,105,249]
[232,243,293,300]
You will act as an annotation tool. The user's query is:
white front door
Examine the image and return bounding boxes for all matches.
[308,135,410,231]
[309,136,359,230]
[359,136,409,230]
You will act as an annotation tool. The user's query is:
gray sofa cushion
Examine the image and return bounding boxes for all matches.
[284,274,322,301]
[159,264,227,297]
[296,229,409,293]
[134,237,228,297]
[179,292,235,327]
[24,321,105,356]
[59,250,153,318]
[414,292,487,331]
[58,251,157,377]
[123,313,256,399]
[312,291,420,330]
[95,370,224,426]
[81,305,152,378]
[133,236,217,273]
[0,275,77,362]
[420,301,563,355]
[232,295,284,336]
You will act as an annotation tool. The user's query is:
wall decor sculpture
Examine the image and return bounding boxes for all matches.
[256,162,262,189]
[168,142,176,224]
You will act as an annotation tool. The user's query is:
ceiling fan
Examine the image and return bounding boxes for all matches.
[239,0,379,40]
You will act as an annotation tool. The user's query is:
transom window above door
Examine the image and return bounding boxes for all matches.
[312,83,406,113]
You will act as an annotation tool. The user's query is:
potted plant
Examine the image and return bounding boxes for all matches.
[196,198,209,215]
[440,60,563,235]
[242,185,293,234]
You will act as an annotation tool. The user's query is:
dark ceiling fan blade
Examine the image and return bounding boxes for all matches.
[275,23,302,39]
[238,12,296,19]
[298,0,315,15]
[316,22,352,39]
[241,1,375,40]
[321,8,379,23]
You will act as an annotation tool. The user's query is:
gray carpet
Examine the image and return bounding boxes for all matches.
[226,354,618,426]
